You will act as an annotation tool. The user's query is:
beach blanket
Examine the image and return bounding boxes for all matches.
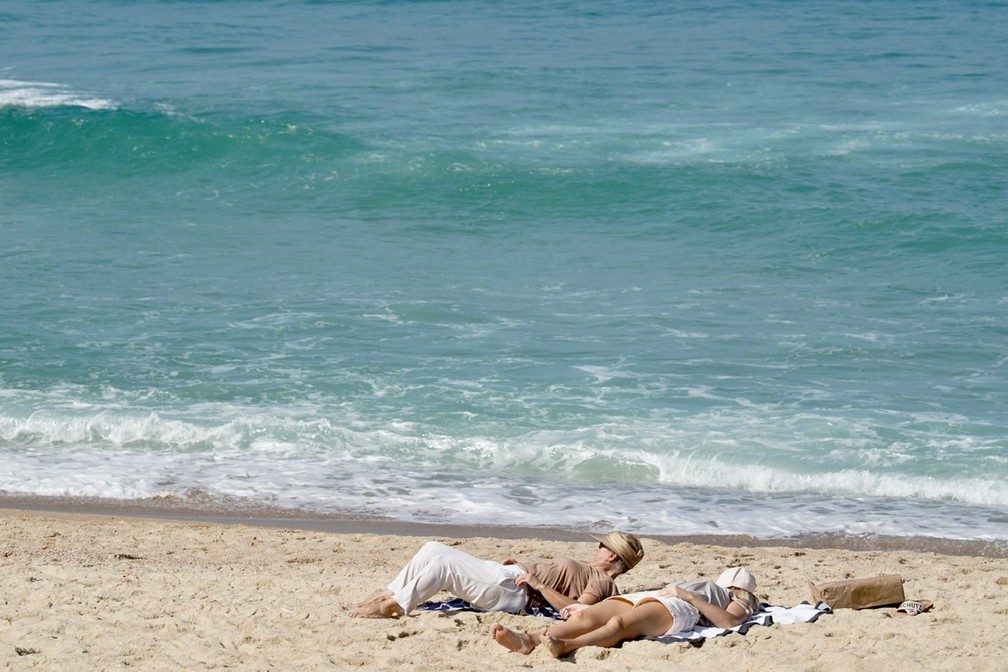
[419,598,832,643]
[420,597,561,619]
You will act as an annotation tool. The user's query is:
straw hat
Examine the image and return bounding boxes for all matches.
[590,531,644,570]
[716,567,756,593]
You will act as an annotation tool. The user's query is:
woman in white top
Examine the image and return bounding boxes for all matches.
[491,567,760,659]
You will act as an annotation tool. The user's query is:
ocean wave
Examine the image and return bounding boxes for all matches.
[0,79,116,110]
[2,402,1006,511]
[1,443,1005,541]
[0,95,365,184]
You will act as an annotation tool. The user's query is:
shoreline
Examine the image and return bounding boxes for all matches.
[3,492,1005,558]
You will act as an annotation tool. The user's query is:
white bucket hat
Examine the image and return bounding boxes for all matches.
[716,567,756,593]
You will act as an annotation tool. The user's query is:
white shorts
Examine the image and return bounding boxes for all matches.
[611,591,700,635]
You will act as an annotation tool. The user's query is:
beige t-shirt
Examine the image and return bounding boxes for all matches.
[519,557,617,609]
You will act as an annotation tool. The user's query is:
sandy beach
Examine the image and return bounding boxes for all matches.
[2,503,1007,671]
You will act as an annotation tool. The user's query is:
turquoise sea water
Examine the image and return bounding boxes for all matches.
[2,0,1007,542]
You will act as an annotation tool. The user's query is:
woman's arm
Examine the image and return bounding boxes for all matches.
[515,573,601,611]
[671,586,749,629]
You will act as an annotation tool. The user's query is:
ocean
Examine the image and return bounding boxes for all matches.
[2,0,1007,544]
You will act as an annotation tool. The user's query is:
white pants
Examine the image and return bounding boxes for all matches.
[387,541,528,614]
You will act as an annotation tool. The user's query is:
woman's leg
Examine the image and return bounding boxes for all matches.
[373,541,525,615]
[543,601,675,659]
[351,541,475,618]
[491,600,632,656]
[546,600,634,639]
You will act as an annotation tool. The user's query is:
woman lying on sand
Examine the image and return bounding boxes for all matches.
[491,567,760,658]
[350,532,644,618]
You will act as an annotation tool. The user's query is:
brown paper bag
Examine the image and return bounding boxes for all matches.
[809,574,905,609]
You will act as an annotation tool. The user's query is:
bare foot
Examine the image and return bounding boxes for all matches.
[490,623,537,655]
[354,590,393,609]
[542,632,571,659]
[349,596,404,619]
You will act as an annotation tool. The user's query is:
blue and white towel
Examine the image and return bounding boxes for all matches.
[420,597,561,619]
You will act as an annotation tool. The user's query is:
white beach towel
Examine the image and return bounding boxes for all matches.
[653,601,832,642]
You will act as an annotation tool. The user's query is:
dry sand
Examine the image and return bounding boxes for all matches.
[2,505,1007,671]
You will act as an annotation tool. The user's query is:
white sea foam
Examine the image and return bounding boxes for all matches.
[2,444,1004,541]
[2,403,1007,540]
[0,79,116,110]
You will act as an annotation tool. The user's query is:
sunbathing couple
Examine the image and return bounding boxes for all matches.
[350,531,759,659]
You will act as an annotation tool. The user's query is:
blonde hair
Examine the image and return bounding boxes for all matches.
[729,587,761,614]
